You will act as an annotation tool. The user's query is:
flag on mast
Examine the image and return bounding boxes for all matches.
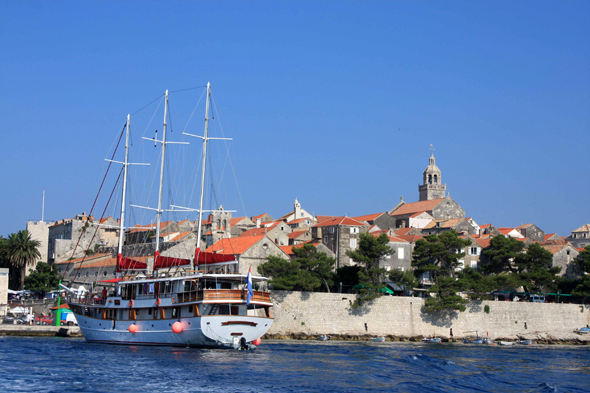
[246,266,253,305]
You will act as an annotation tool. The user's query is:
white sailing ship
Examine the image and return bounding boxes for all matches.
[67,84,273,349]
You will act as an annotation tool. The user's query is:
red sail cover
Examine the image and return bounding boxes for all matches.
[117,253,148,272]
[195,248,236,267]
[154,250,191,269]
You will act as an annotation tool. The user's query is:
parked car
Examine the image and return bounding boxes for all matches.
[36,315,54,325]
[2,315,15,324]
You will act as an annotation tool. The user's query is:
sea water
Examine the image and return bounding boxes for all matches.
[0,337,588,392]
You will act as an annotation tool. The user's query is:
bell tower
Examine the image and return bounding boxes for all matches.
[418,149,446,201]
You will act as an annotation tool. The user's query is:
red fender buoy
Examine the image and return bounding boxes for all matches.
[129,324,138,333]
[172,321,183,333]
[252,338,261,346]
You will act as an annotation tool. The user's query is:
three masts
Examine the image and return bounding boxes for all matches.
[67,83,274,348]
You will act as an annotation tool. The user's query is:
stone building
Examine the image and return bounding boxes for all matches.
[311,217,370,268]
[288,230,311,245]
[380,236,413,273]
[497,228,525,239]
[250,213,274,224]
[126,221,180,246]
[287,217,317,230]
[205,234,290,276]
[419,153,446,201]
[421,218,476,236]
[49,213,120,263]
[540,243,580,279]
[515,223,545,242]
[390,196,465,229]
[351,212,397,230]
[566,224,590,249]
[239,221,292,246]
[229,217,256,237]
[26,220,53,268]
[279,243,336,259]
[276,198,315,222]
[459,236,491,271]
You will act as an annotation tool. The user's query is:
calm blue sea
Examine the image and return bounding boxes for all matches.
[0,337,588,392]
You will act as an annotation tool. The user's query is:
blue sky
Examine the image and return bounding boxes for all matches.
[1,1,588,237]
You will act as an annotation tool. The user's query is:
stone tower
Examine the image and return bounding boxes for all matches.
[294,198,301,219]
[418,153,446,201]
[210,205,232,245]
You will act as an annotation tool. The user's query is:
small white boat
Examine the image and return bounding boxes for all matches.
[370,337,386,342]
[516,340,533,345]
[498,341,515,346]
[422,337,442,343]
[317,335,330,341]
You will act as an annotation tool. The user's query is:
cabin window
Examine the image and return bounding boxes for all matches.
[188,305,193,313]
[165,281,171,293]
[231,306,239,315]
[172,307,180,318]
[148,308,152,316]
[218,305,230,315]
[184,281,190,292]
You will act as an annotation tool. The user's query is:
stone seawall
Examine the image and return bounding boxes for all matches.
[267,291,590,343]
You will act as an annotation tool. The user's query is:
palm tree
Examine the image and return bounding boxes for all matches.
[3,230,41,290]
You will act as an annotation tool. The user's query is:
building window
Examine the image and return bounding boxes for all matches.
[469,247,479,256]
[350,238,357,249]
[85,272,89,277]
[471,261,478,268]
[397,247,405,259]
[397,267,405,272]
[94,272,98,278]
[386,266,391,271]
[323,236,328,243]
[350,227,359,234]
[103,271,108,277]
[329,227,335,234]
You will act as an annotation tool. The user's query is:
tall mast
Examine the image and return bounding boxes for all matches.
[195,82,211,252]
[41,190,45,222]
[155,90,169,255]
[117,114,131,258]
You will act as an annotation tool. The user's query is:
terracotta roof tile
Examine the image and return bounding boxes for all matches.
[205,235,267,255]
[316,215,338,224]
[313,217,368,228]
[515,223,534,229]
[351,212,385,222]
[288,230,308,239]
[395,234,424,243]
[395,227,416,235]
[390,198,445,216]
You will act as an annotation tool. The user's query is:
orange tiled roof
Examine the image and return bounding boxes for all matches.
[515,223,534,229]
[316,215,338,223]
[169,231,192,242]
[395,234,424,243]
[351,212,385,222]
[541,243,572,254]
[230,217,249,226]
[497,227,515,235]
[409,211,430,218]
[395,227,415,235]
[288,230,308,239]
[390,198,445,216]
[544,233,556,241]
[279,242,321,255]
[387,236,409,243]
[480,224,492,229]
[314,217,367,227]
[205,235,267,255]
[289,217,315,224]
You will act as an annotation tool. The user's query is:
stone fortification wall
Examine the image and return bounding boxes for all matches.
[268,291,590,340]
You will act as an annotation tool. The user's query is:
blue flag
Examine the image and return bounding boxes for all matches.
[247,266,253,305]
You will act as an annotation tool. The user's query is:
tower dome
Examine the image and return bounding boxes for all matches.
[419,152,446,201]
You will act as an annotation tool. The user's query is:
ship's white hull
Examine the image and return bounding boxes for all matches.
[74,312,273,348]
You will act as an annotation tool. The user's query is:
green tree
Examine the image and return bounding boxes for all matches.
[1,230,41,290]
[24,262,60,297]
[345,233,394,308]
[572,246,590,298]
[292,244,336,292]
[388,269,418,291]
[576,245,590,274]
[258,256,308,291]
[424,276,468,312]
[412,230,471,281]
[481,235,525,275]
[515,243,561,293]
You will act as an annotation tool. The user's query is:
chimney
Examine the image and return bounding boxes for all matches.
[256,218,261,228]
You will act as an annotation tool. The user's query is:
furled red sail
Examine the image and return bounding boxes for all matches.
[195,247,236,267]
[117,253,148,272]
[154,250,191,269]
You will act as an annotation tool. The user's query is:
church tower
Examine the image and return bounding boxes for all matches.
[418,153,446,201]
